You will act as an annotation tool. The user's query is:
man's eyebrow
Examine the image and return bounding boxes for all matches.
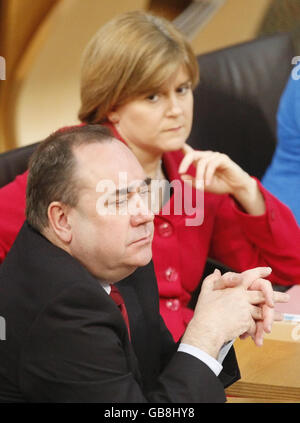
[114,177,151,196]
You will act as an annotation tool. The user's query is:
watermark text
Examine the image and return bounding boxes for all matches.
[96,173,204,226]
[0,56,6,80]
[292,56,300,81]
[0,316,6,340]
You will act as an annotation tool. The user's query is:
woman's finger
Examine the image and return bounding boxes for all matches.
[181,143,194,155]
[203,154,225,186]
[195,157,212,189]
[178,152,196,174]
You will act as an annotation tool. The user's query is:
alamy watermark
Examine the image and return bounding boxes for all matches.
[0,56,6,80]
[95,173,204,226]
[291,323,300,342]
[292,56,300,81]
[0,316,6,340]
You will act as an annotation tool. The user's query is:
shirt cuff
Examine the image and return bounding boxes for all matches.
[178,343,223,376]
[217,340,234,364]
[178,340,235,377]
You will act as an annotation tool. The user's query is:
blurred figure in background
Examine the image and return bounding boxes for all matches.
[262,71,300,225]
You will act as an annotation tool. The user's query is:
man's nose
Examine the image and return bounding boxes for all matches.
[130,194,154,226]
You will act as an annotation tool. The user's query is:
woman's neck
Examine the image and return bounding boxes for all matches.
[113,124,163,179]
[129,143,163,179]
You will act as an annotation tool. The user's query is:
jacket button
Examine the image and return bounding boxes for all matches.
[165,267,179,282]
[158,222,173,237]
[166,299,180,311]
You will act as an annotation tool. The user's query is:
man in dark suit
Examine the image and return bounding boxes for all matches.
[0,125,288,402]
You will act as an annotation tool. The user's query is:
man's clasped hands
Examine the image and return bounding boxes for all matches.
[182,267,290,359]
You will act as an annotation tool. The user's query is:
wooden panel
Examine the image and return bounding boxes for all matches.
[227,396,299,403]
[0,0,57,74]
[0,0,149,152]
[0,0,58,151]
[190,0,273,54]
[148,0,191,20]
[11,0,149,149]
[225,335,300,401]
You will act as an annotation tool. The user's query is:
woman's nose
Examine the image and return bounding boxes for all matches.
[166,94,182,116]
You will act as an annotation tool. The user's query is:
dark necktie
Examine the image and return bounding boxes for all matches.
[110,284,131,341]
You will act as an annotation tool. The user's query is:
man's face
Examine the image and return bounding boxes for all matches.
[68,140,154,282]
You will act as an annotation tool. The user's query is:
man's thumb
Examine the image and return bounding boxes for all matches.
[201,268,222,293]
[214,272,243,290]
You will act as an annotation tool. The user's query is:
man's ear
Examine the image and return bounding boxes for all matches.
[47,201,72,244]
[107,110,120,124]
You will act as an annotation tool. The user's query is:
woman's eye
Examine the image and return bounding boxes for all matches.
[146,94,159,102]
[177,84,190,95]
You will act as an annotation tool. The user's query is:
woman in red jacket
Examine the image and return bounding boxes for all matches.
[0,11,299,341]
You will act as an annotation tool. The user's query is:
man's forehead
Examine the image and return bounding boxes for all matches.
[74,137,127,159]
[73,140,145,187]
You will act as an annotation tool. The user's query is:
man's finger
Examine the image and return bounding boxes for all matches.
[247,290,266,305]
[214,272,242,289]
[273,291,290,304]
[250,305,263,321]
[253,321,265,347]
[261,304,274,333]
[274,311,284,321]
[249,278,274,308]
[201,269,222,294]
[240,267,272,288]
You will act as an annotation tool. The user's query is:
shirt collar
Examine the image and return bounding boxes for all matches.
[100,281,111,295]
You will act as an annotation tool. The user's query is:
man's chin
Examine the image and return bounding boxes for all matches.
[130,249,152,268]
[134,252,152,267]
[110,252,152,282]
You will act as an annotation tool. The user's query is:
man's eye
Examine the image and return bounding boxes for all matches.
[116,197,128,206]
[139,188,150,197]
[106,196,127,207]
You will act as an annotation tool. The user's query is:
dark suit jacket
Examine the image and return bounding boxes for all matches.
[0,222,240,402]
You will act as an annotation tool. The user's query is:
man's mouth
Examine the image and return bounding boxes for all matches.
[164,125,183,132]
[130,232,153,245]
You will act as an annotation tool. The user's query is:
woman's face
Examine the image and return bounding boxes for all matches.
[109,65,194,156]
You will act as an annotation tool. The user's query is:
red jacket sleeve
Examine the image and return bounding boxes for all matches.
[210,178,300,286]
[0,171,28,263]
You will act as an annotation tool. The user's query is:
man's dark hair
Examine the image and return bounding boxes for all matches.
[26,124,113,232]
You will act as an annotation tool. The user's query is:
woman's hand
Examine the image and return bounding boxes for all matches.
[179,144,266,215]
